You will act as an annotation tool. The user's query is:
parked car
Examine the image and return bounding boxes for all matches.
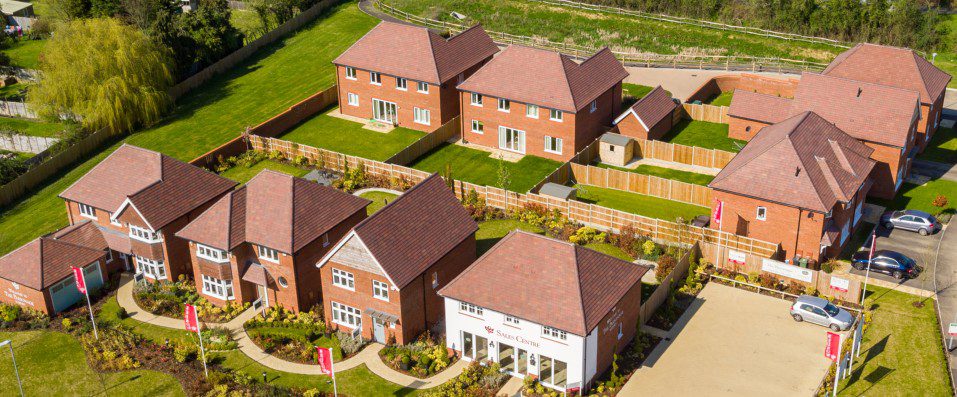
[851,249,920,279]
[790,295,854,331]
[880,210,941,235]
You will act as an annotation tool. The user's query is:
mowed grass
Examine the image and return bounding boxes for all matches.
[476,218,545,255]
[219,159,310,184]
[359,191,398,215]
[595,163,714,186]
[279,109,425,161]
[662,119,747,152]
[0,330,185,396]
[574,184,709,221]
[0,2,379,256]
[622,83,655,108]
[410,143,563,193]
[870,180,957,216]
[920,126,957,164]
[0,116,66,137]
[935,14,957,88]
[836,286,951,396]
[2,39,46,69]
[705,91,734,106]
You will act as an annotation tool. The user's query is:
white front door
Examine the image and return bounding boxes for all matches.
[498,126,525,154]
[372,99,397,124]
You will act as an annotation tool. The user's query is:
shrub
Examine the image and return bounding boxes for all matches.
[61,318,72,329]
[642,240,661,259]
[933,194,949,210]
[568,226,606,245]
[427,362,507,397]
[174,344,198,363]
[0,304,21,323]
[655,255,677,283]
[820,260,836,274]
[336,331,367,357]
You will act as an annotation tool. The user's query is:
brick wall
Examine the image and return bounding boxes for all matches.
[687,74,800,103]
[337,67,445,132]
[593,277,643,387]
[865,141,909,200]
[712,190,827,262]
[727,116,771,141]
[289,210,367,311]
[0,277,51,314]
[321,261,407,342]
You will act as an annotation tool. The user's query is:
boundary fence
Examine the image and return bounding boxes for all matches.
[385,116,461,165]
[0,133,58,154]
[568,163,712,207]
[639,244,696,325]
[375,0,831,73]
[574,136,735,170]
[681,102,729,124]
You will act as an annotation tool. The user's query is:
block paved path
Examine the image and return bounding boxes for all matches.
[116,275,468,389]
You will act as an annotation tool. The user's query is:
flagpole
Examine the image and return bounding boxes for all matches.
[72,266,98,339]
[194,306,208,378]
[330,348,338,397]
[84,287,98,339]
[859,230,876,307]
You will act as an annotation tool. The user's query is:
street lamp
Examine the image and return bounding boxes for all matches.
[0,340,23,397]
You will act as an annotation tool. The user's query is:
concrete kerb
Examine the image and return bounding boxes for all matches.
[115,275,467,388]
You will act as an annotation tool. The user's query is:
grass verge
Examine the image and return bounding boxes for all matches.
[919,127,956,165]
[0,116,65,138]
[870,180,957,217]
[574,184,709,221]
[410,143,563,193]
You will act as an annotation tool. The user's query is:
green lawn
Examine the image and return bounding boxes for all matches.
[920,126,957,164]
[0,116,66,138]
[662,119,746,152]
[936,14,957,88]
[622,83,655,108]
[279,108,425,161]
[99,296,201,346]
[705,91,734,107]
[2,39,46,69]
[836,286,951,396]
[0,2,379,256]
[0,330,185,396]
[0,83,26,100]
[219,159,310,184]
[410,143,562,193]
[871,180,957,217]
[359,191,398,215]
[574,184,709,221]
[583,242,633,261]
[595,163,714,186]
[476,218,545,255]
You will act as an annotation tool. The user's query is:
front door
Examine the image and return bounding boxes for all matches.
[121,253,131,272]
[256,284,269,313]
[372,99,397,124]
[373,318,386,343]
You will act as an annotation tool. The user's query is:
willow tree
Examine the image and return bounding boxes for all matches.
[30,18,173,133]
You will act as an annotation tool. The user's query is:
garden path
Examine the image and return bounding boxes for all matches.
[116,275,468,388]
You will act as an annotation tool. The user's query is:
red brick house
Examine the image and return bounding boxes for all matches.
[333,22,498,132]
[822,43,952,151]
[316,174,478,344]
[710,112,875,264]
[728,72,921,199]
[457,46,629,161]
[440,231,651,392]
[59,144,236,283]
[176,170,369,312]
[613,85,677,140]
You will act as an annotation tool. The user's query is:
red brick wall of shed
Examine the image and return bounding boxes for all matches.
[727,116,771,141]
[617,111,674,141]
[592,276,644,388]
[711,190,826,263]
[0,277,52,314]
[321,261,408,343]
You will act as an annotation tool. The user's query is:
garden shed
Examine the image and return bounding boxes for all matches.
[539,182,577,200]
[613,85,678,140]
[598,133,634,167]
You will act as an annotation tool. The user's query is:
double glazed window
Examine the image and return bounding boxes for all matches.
[542,326,567,341]
[136,256,166,280]
[459,302,484,316]
[549,109,563,121]
[78,203,96,219]
[372,280,389,301]
[370,72,381,85]
[498,98,510,112]
[344,66,356,80]
[331,301,361,328]
[471,120,484,134]
[526,104,539,118]
[505,315,520,326]
[396,77,407,90]
[539,355,568,388]
[471,93,483,106]
[499,126,525,154]
[202,275,234,300]
[589,100,597,113]
[347,93,359,106]
[417,82,429,93]
[332,268,355,290]
[544,136,562,155]
[197,244,228,263]
[756,207,767,221]
[258,246,279,263]
[129,225,160,243]
[414,107,431,125]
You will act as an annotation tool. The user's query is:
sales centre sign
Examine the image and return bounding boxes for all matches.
[485,326,541,349]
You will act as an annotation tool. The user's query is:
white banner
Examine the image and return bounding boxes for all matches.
[761,259,813,283]
[728,250,746,265]
[830,276,850,292]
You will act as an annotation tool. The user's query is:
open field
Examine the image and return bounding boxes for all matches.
[574,184,709,221]
[410,143,563,193]
[0,2,378,256]
[279,109,425,161]
[662,119,746,152]
[595,163,714,186]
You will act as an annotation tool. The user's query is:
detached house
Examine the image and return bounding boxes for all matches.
[333,22,498,131]
[457,45,629,161]
[441,231,651,393]
[317,174,478,344]
[710,112,875,263]
[822,43,952,150]
[728,72,921,199]
[176,170,369,312]
[59,144,236,282]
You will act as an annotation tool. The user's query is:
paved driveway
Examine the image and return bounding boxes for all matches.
[847,223,941,292]
[621,283,835,396]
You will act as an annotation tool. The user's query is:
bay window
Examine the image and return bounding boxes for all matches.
[331,301,361,328]
[135,256,166,280]
[201,275,234,300]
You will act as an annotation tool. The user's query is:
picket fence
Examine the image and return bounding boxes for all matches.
[568,163,713,208]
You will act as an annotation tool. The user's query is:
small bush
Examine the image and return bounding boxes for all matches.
[655,255,677,282]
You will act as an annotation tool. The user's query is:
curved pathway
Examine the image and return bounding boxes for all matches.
[116,275,466,389]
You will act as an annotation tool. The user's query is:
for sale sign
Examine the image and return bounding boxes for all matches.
[825,331,841,361]
[316,347,334,377]
[830,276,850,293]
[184,304,199,332]
[949,323,957,337]
[71,266,87,294]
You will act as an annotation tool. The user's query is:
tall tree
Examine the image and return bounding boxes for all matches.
[178,0,242,67]
[29,18,174,132]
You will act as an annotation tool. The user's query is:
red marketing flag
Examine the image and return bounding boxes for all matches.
[712,200,723,226]
[316,347,334,376]
[825,331,841,361]
[71,266,87,294]
[184,304,199,332]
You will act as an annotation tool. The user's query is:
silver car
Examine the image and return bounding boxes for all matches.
[790,295,854,331]
[880,210,941,236]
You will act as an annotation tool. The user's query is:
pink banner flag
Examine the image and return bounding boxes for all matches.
[184,304,199,332]
[316,347,334,377]
[71,266,86,294]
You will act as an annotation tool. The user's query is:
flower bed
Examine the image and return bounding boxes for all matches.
[378,332,455,378]
[245,306,368,364]
[0,302,50,330]
[133,277,250,323]
[424,361,510,397]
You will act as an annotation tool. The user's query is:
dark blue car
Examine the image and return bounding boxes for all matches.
[851,250,919,280]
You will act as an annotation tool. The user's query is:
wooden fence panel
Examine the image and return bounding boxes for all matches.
[639,244,698,325]
[385,116,461,165]
[569,163,712,207]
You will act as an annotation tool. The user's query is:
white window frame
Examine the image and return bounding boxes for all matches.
[370,71,381,85]
[197,244,228,263]
[258,246,280,263]
[589,100,597,113]
[542,325,568,341]
[498,98,510,112]
[756,207,767,221]
[395,77,407,91]
[372,280,389,301]
[505,315,520,326]
[544,136,563,155]
[129,225,160,243]
[526,104,539,118]
[347,93,359,107]
[498,126,525,154]
[459,302,484,317]
[331,301,361,328]
[345,66,356,80]
[470,93,483,106]
[413,107,431,125]
[201,274,234,300]
[135,256,166,280]
[549,109,563,122]
[78,203,96,219]
[105,249,114,263]
[109,212,121,226]
[417,81,429,93]
[471,120,484,134]
[431,272,438,289]
[332,268,355,291]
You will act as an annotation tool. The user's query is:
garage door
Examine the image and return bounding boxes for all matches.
[50,262,104,313]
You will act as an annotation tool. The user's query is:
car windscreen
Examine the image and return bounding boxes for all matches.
[883,252,910,264]
[824,303,840,317]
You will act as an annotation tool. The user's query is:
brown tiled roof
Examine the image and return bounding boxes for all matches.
[352,174,477,289]
[710,112,875,213]
[440,231,650,336]
[333,22,498,84]
[614,86,677,128]
[242,264,273,287]
[823,43,952,104]
[457,46,628,112]
[59,144,236,230]
[0,237,105,290]
[52,220,131,254]
[177,170,368,254]
[727,90,793,123]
